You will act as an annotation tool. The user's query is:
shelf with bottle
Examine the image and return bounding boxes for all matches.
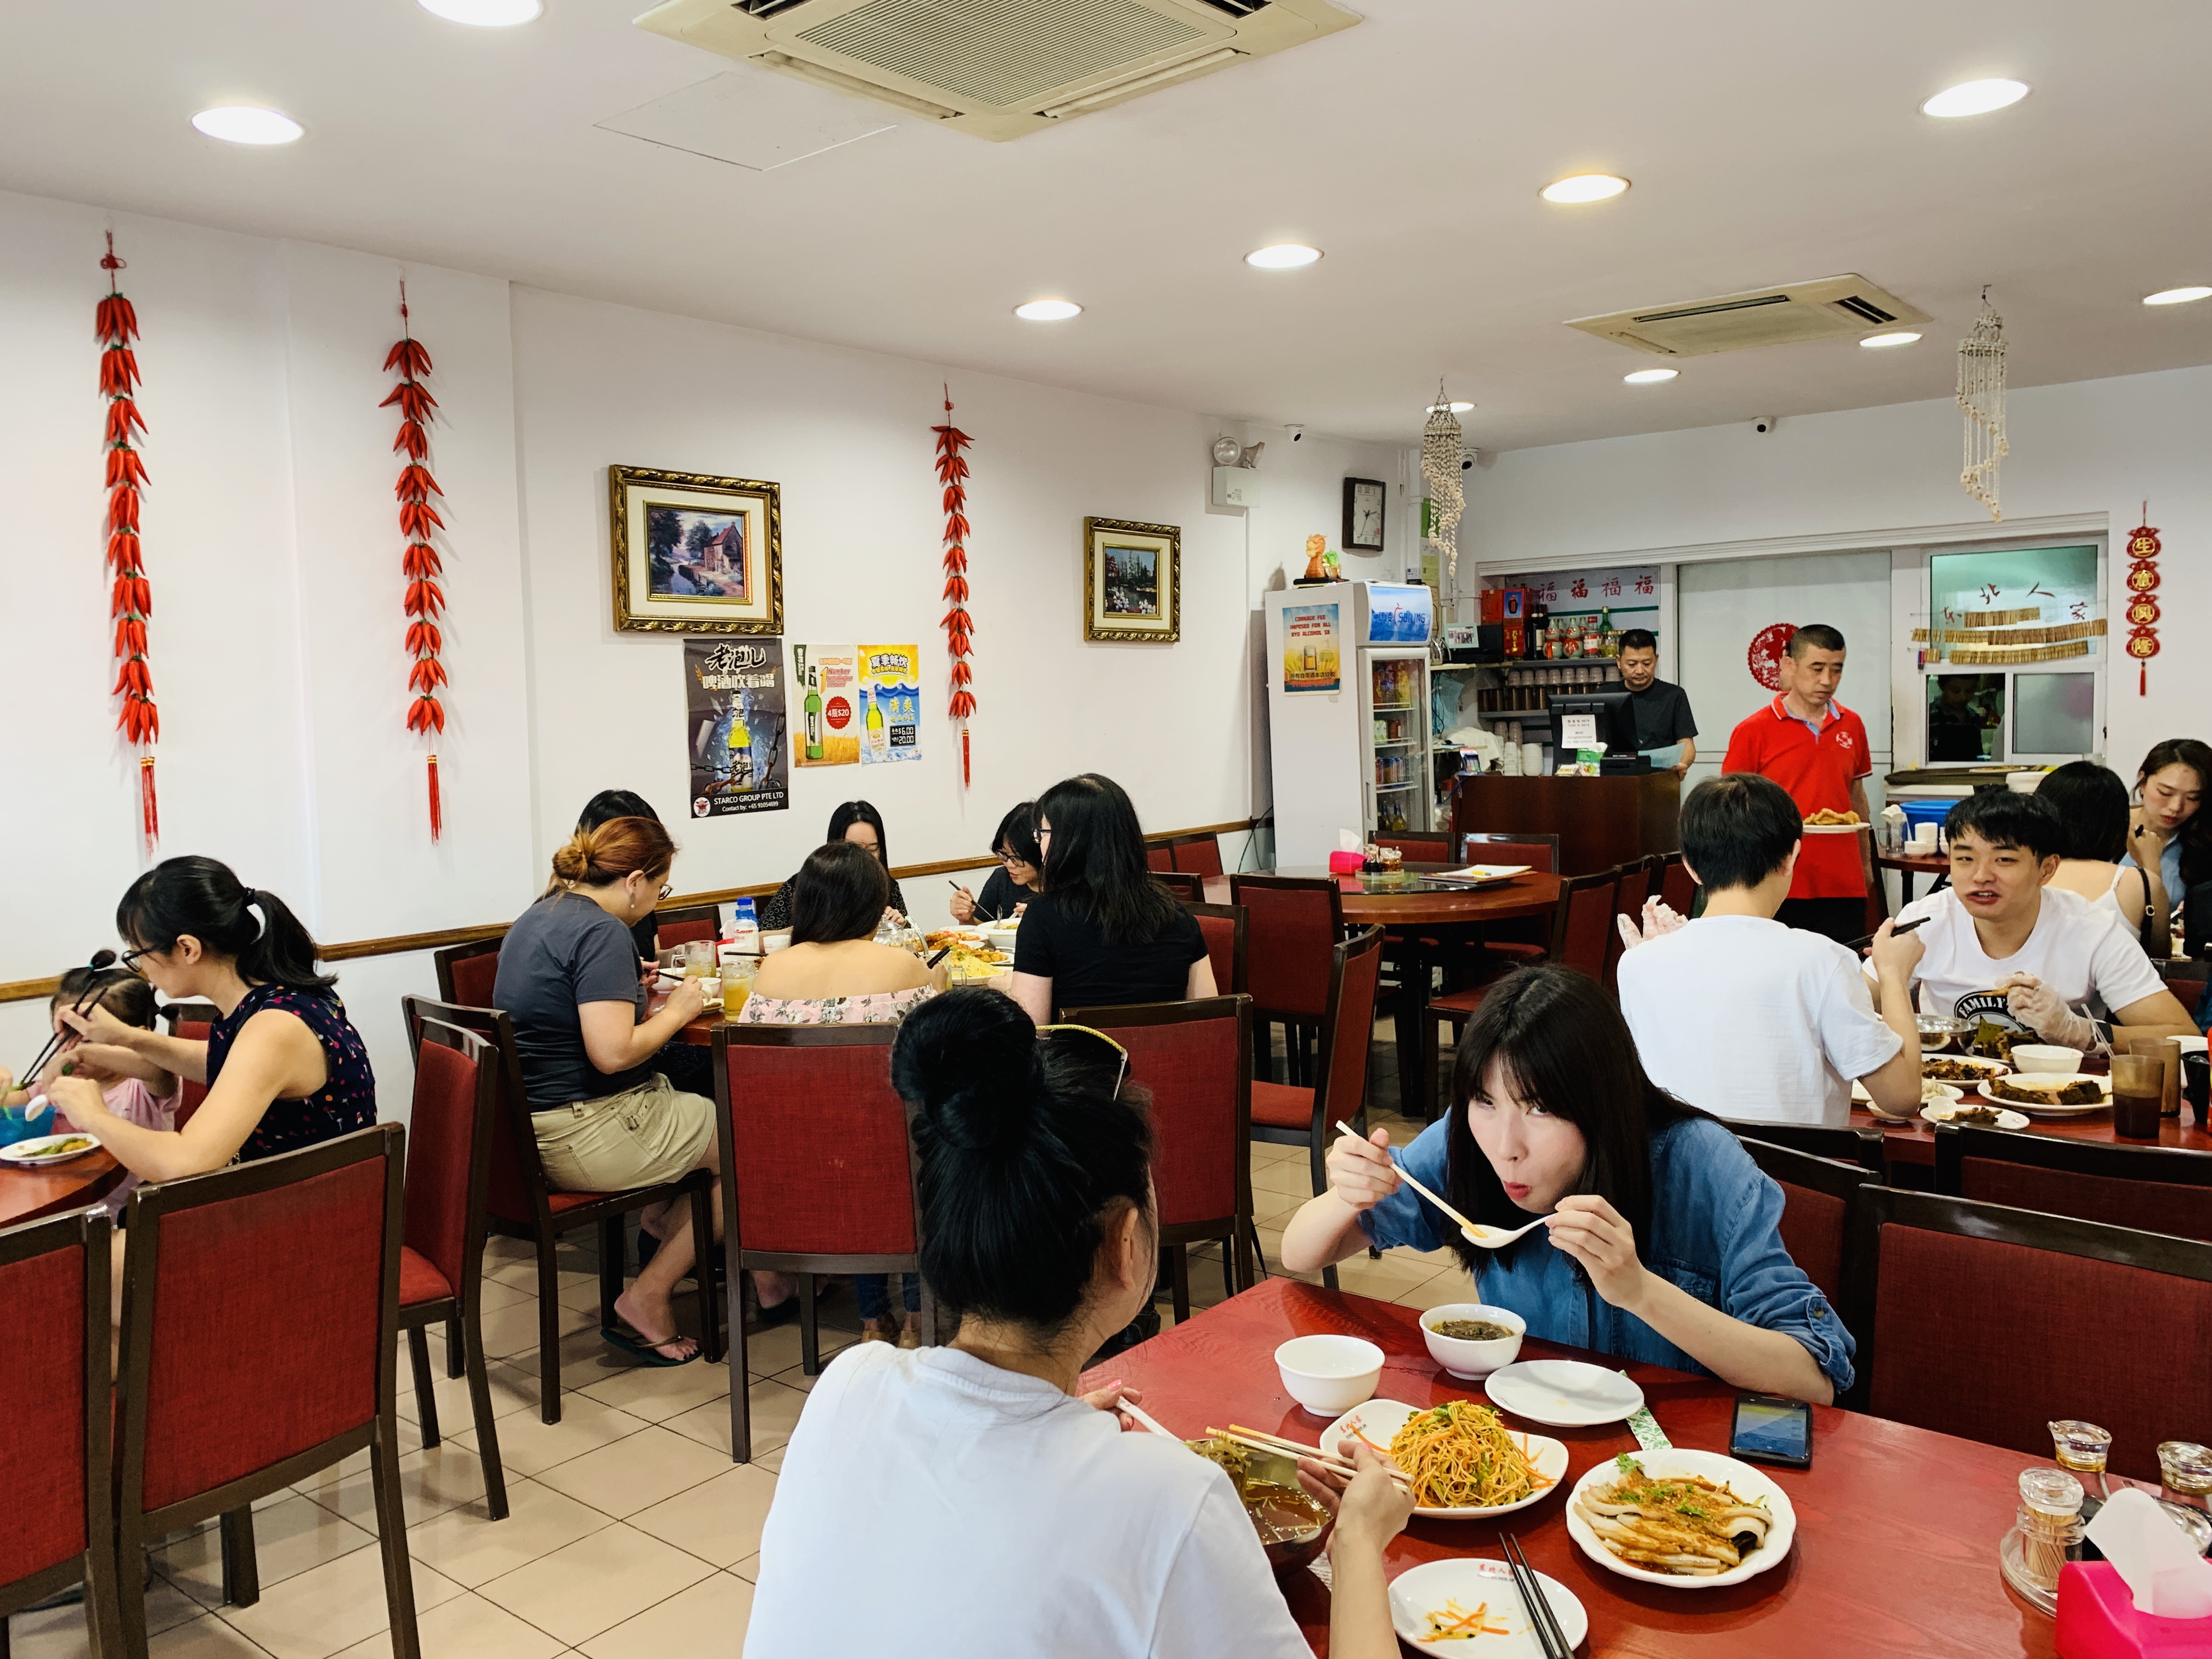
[1369,658,1419,711]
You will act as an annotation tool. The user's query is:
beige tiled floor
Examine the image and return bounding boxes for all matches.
[12,1026,1471,1659]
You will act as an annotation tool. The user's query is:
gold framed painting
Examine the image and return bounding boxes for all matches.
[610,465,783,635]
[1082,516,1181,643]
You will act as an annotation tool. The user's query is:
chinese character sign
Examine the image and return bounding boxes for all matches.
[685,638,788,817]
[859,643,922,764]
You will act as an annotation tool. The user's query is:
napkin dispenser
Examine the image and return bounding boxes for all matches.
[1327,851,1365,874]
[2058,1489,2212,1659]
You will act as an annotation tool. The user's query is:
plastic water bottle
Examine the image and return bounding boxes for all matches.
[730,895,759,955]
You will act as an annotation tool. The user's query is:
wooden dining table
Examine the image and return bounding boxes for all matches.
[0,1147,124,1228]
[1082,1277,2078,1658]
[1854,1069,2209,1166]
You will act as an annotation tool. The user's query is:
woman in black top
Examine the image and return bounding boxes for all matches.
[950,802,1042,924]
[760,802,908,929]
[1009,775,1214,1022]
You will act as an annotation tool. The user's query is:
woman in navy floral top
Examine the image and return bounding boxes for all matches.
[49,857,377,1179]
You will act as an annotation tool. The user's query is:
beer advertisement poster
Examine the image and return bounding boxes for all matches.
[1282,603,1341,694]
[685,638,788,817]
[858,642,922,764]
[791,644,861,768]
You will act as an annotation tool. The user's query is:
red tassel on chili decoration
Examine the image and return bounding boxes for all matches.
[961,726,970,788]
[140,756,159,843]
[426,753,442,841]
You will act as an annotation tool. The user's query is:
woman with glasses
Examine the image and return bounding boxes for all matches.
[759,800,908,929]
[495,815,720,1365]
[43,855,379,1181]
[1008,774,1215,1024]
[949,802,1042,924]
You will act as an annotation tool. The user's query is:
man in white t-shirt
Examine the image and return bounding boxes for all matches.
[1881,790,2194,1047]
[1618,774,1926,1125]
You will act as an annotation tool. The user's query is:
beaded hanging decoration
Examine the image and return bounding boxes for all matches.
[98,232,160,847]
[383,280,449,839]
[2123,506,2160,696]
[1420,386,1465,586]
[1956,289,2008,521]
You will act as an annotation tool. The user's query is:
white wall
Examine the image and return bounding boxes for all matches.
[1465,366,2212,772]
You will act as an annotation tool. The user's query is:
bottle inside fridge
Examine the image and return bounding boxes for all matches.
[1365,651,1431,837]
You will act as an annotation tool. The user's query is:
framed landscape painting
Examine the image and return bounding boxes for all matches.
[1083,516,1181,643]
[610,464,783,635]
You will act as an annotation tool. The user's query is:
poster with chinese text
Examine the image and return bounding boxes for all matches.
[858,643,922,764]
[1282,603,1341,693]
[685,639,787,817]
[792,644,860,768]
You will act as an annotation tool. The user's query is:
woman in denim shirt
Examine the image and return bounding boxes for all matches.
[1281,966,1853,1402]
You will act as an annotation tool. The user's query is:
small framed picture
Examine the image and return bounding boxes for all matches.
[609,464,783,635]
[1342,477,1386,552]
[1083,517,1181,642]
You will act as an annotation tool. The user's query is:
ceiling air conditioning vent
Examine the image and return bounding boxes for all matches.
[1566,275,1932,357]
[635,0,1357,140]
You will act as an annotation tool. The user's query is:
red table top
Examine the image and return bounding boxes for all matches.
[0,1148,123,1228]
[1081,1278,2060,1658]
[1852,1059,2208,1165]
[1200,867,1562,928]
[1875,850,1948,874]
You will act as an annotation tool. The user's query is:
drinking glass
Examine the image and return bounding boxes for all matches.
[723,957,757,1017]
[2127,1035,2182,1119]
[2112,1053,2163,1140]
[684,941,714,978]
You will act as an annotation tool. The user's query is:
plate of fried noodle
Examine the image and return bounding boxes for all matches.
[1320,1399,1567,1520]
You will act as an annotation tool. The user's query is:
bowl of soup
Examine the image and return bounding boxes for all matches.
[1420,1304,1526,1380]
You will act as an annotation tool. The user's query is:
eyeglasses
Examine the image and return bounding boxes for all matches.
[658,883,674,901]
[117,947,156,974]
[1035,1023,1127,1100]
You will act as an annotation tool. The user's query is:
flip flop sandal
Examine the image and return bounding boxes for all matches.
[601,1324,698,1367]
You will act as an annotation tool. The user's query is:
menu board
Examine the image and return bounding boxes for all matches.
[684,639,787,817]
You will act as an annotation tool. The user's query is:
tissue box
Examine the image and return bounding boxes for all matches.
[1327,851,1365,875]
[2058,1562,2212,1659]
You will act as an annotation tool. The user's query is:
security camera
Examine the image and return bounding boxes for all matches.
[1286,424,1305,443]
[1751,416,1778,435]
[1460,445,1479,472]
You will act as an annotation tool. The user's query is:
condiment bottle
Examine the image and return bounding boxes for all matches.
[2007,1468,2086,1600]
[2158,1442,2212,1513]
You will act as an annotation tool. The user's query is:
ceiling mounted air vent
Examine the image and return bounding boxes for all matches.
[635,0,1357,140]
[1566,275,1933,357]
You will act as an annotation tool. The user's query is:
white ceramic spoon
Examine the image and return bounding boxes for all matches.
[1333,1121,1551,1248]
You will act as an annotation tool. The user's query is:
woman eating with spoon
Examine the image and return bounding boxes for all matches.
[1279,964,1852,1403]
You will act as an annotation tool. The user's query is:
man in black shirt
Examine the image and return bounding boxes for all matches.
[1617,628,1697,776]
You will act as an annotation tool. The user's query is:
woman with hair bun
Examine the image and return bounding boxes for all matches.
[746,989,1414,1659]
[496,815,719,1364]
[47,856,376,1184]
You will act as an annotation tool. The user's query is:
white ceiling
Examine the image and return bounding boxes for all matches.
[3,0,2209,448]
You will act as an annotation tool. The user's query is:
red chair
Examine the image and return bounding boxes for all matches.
[1719,1119,1884,1177]
[1060,995,1255,1323]
[115,1126,420,1656]
[1170,833,1224,879]
[395,1006,510,1520]
[1144,838,1177,873]
[0,1209,122,1658]
[653,904,721,950]
[1250,928,1384,1290]
[1183,900,1248,995]
[1153,870,1203,902]
[1733,1136,1876,1312]
[160,1001,222,1129]
[402,997,718,1423]
[1933,1126,2212,1243]
[713,1024,926,1463]
[1846,1187,2212,1475]
[1229,873,1345,1087]
[1657,850,1695,918]
[1456,832,1562,970]
[1375,833,1451,862]
[1417,867,1620,1119]
[433,936,503,1011]
[1602,853,1658,994]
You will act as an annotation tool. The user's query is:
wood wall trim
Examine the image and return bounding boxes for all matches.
[0,818,1259,1001]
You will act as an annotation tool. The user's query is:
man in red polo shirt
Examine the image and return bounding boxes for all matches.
[1721,624,1875,944]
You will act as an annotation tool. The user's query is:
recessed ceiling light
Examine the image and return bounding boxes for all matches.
[1921,79,2029,118]
[1623,368,1677,384]
[1014,298,1081,321]
[1246,244,1322,270]
[419,0,543,23]
[1860,331,1922,348]
[1540,174,1629,205]
[2143,286,2212,307]
[191,105,304,145]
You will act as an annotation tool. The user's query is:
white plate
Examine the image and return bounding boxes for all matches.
[1802,820,1872,834]
[1318,1400,1567,1520]
[1852,1079,1961,1107]
[1983,1073,2113,1115]
[0,1132,103,1166]
[1565,1448,1797,1589]
[1484,1359,1644,1427]
[1921,1102,2032,1130]
[1389,1557,1588,1657]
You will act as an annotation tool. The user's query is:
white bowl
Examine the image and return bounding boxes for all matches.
[983,925,1020,951]
[1274,1334,1384,1417]
[2011,1044,2084,1074]
[1419,1304,1526,1380]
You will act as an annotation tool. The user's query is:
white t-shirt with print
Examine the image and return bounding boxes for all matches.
[1620,915,1901,1126]
[1883,884,2166,1031]
[745,1342,1310,1659]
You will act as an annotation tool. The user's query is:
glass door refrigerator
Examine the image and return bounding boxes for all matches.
[1264,582,1436,866]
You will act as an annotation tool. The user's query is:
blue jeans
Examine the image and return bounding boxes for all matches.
[855,1273,919,1323]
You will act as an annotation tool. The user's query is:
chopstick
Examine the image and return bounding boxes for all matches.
[1115,1396,1177,1440]
[1842,916,1928,952]
[15,954,121,1095]
[1207,1423,1414,1492]
[1501,1532,1571,1659]
[1333,1120,1483,1237]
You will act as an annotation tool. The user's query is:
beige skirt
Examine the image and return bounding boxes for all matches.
[531,1073,715,1192]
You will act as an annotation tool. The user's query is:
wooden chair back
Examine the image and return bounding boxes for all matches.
[432,936,503,1008]
[1144,837,1176,873]
[1170,833,1224,878]
[1184,901,1248,996]
[1719,1119,1885,1175]
[161,1001,222,1128]
[653,903,721,950]
[1549,867,1621,981]
[1657,850,1695,917]
[1933,1125,2212,1243]
[1734,1136,1875,1312]
[1376,833,1451,863]
[1604,855,1655,991]
[1152,870,1203,901]
[1229,874,1347,1022]
[398,1019,498,1308]
[1459,832,1561,873]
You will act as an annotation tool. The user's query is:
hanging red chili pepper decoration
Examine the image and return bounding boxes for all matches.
[98,233,160,846]
[932,386,976,787]
[385,280,449,839]
[2122,504,2160,697]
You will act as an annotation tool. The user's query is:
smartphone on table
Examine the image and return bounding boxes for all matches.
[1729,1393,1813,1468]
